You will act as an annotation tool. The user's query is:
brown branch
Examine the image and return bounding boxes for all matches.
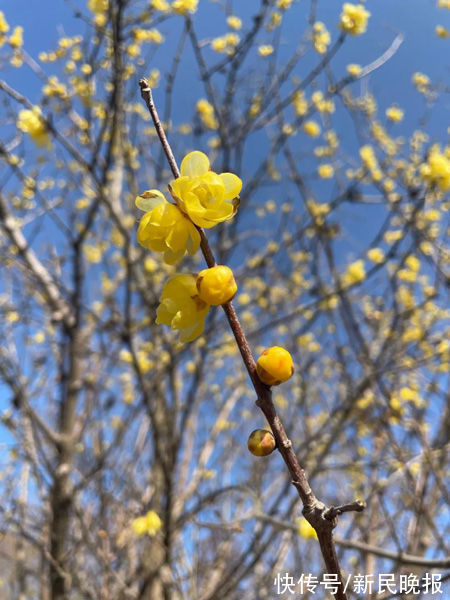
[139,78,365,600]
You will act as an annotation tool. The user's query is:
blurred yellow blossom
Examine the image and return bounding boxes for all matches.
[420,146,450,191]
[171,0,198,15]
[347,63,362,76]
[386,105,404,122]
[303,120,321,138]
[367,248,385,263]
[17,107,50,148]
[339,3,370,36]
[342,259,366,286]
[258,44,274,57]
[312,22,330,54]
[196,99,218,130]
[318,164,334,179]
[227,15,242,30]
[132,510,162,537]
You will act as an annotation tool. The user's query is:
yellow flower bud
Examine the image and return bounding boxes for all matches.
[196,265,237,306]
[256,346,294,386]
[247,429,276,457]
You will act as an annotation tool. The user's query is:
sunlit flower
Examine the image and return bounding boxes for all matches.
[302,120,321,138]
[435,25,449,38]
[420,146,450,191]
[318,164,334,179]
[156,274,210,342]
[342,259,366,286]
[258,44,274,57]
[132,510,162,537]
[9,26,23,49]
[367,248,385,264]
[196,265,237,305]
[211,33,240,54]
[339,3,370,36]
[386,105,404,123]
[227,15,242,30]
[17,107,51,148]
[347,63,362,77]
[169,151,242,228]
[256,346,294,386]
[312,21,330,54]
[171,0,198,15]
[196,99,218,130]
[136,189,201,264]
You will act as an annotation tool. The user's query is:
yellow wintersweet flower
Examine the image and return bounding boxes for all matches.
[9,26,23,49]
[386,105,404,123]
[420,146,450,191]
[296,517,318,540]
[156,274,210,342]
[302,120,321,138]
[196,99,218,130]
[367,247,385,264]
[211,33,240,55]
[88,0,108,13]
[136,189,200,264]
[0,11,9,47]
[435,25,449,38]
[312,21,331,54]
[347,63,362,77]
[227,16,242,30]
[412,72,430,93]
[132,510,162,537]
[339,3,370,36]
[342,259,366,286]
[169,151,242,229]
[258,44,274,57]
[17,107,51,148]
[318,164,334,179]
[172,0,198,15]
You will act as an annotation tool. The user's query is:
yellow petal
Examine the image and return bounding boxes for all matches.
[180,151,210,177]
[180,319,205,342]
[219,173,242,200]
[186,224,201,254]
[135,189,166,211]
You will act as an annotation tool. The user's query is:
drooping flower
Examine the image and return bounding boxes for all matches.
[136,189,201,264]
[339,3,370,36]
[169,151,242,228]
[132,510,163,537]
[156,274,210,342]
[17,107,51,148]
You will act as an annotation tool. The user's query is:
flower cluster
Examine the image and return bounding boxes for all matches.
[339,3,370,36]
[136,151,242,341]
[312,21,331,54]
[420,146,450,192]
[17,106,51,148]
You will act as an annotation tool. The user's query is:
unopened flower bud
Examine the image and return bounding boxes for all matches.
[196,265,237,306]
[247,429,276,457]
[256,346,294,386]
